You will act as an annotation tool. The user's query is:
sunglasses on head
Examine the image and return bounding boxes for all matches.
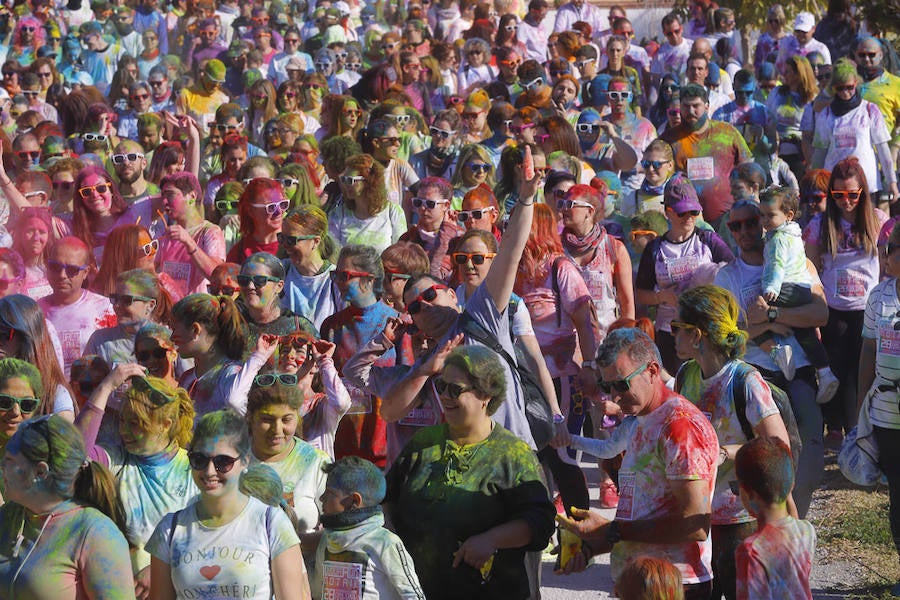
[434,377,474,398]
[831,188,862,201]
[254,372,300,386]
[407,284,448,315]
[207,284,238,295]
[458,207,494,221]
[468,162,491,174]
[412,197,449,209]
[237,274,280,288]
[130,375,174,406]
[0,393,40,414]
[250,199,290,215]
[47,259,88,278]
[188,451,240,473]
[726,216,760,232]
[598,362,648,394]
[452,252,496,265]
[82,133,108,142]
[110,292,154,305]
[331,269,373,283]
[111,152,144,164]
[136,346,170,362]
[430,126,453,139]
[557,199,593,211]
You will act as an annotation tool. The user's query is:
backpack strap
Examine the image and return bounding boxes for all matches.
[458,311,519,372]
[551,256,566,328]
[730,360,758,442]
[167,508,183,549]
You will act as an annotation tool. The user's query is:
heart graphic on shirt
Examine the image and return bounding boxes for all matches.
[200,565,221,580]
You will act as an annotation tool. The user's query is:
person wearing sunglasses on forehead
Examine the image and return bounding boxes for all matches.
[634,174,734,373]
[152,172,226,301]
[410,109,460,181]
[385,345,555,600]
[399,177,464,281]
[74,362,197,593]
[330,153,408,254]
[811,59,899,203]
[38,238,119,378]
[147,409,311,600]
[320,245,406,469]
[668,285,799,600]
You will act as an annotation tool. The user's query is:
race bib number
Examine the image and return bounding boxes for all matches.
[740,283,762,309]
[686,156,715,181]
[665,255,700,283]
[617,471,636,520]
[322,561,363,600]
[836,269,867,298]
[879,328,900,357]
[834,128,856,149]
[344,384,372,415]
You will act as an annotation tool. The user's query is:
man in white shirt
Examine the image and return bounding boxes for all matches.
[776,12,832,75]
[652,13,693,87]
[518,0,551,64]
[554,0,604,37]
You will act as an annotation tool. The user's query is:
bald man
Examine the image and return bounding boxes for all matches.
[857,37,900,159]
[38,236,116,377]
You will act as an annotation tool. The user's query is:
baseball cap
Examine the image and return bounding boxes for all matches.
[794,12,815,32]
[664,173,703,214]
[204,59,226,83]
[286,56,306,71]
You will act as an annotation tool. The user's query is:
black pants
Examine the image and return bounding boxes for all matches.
[684,580,713,600]
[537,446,589,517]
[710,521,757,600]
[753,283,829,368]
[875,426,900,558]
[821,308,865,433]
[656,329,684,375]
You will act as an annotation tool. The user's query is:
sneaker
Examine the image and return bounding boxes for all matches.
[816,367,840,405]
[600,481,619,509]
[770,344,796,381]
[824,429,844,452]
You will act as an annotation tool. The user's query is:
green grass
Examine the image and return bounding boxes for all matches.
[818,492,894,548]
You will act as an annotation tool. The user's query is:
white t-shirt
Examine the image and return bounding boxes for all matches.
[862,277,900,429]
[282,260,343,331]
[38,290,117,377]
[813,100,891,193]
[328,202,408,255]
[147,496,301,600]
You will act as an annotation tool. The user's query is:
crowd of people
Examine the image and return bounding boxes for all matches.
[0,0,897,597]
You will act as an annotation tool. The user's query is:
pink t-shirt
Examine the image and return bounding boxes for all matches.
[518,255,595,378]
[38,290,117,377]
[736,516,816,600]
[612,392,719,584]
[154,221,226,302]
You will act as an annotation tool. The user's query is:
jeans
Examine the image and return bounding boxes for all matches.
[822,308,865,433]
[710,521,757,600]
[875,426,900,558]
[755,365,824,518]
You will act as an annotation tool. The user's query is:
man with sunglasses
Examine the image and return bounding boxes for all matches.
[557,328,719,600]
[78,20,124,96]
[410,109,459,180]
[38,237,116,377]
[186,18,227,76]
[856,37,900,165]
[369,119,419,217]
[651,13,693,93]
[270,26,313,86]
[176,59,229,136]
[517,0,550,64]
[399,177,463,281]
[112,139,155,207]
[153,172,226,301]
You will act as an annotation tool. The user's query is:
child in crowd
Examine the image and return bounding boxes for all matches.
[734,436,816,600]
[757,186,839,403]
[614,556,684,600]
[311,456,425,600]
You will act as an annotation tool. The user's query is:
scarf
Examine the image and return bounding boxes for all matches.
[861,65,885,82]
[320,505,382,530]
[640,178,666,197]
[141,48,160,61]
[831,90,862,117]
[562,222,605,257]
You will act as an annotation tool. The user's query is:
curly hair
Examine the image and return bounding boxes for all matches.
[343,154,388,217]
[122,376,195,449]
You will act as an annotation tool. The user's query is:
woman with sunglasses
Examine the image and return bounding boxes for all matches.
[457,38,495,96]
[386,344,555,600]
[72,166,151,260]
[671,284,795,600]
[754,5,787,70]
[247,79,279,150]
[300,72,328,123]
[635,173,734,373]
[0,358,46,458]
[227,178,289,263]
[91,224,164,293]
[399,176,464,281]
[805,158,889,447]
[246,376,331,560]
[204,134,247,212]
[329,153,407,254]
[77,364,196,597]
[135,323,181,389]
[265,115,304,165]
[148,409,310,600]
[495,14,527,58]
[450,144,496,211]
[319,95,364,144]
[811,59,899,202]
[0,412,134,599]
[238,252,318,346]
[280,206,342,330]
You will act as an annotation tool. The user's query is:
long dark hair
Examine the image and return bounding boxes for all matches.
[819,158,880,258]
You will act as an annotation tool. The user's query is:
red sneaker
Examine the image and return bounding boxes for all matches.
[600,481,619,509]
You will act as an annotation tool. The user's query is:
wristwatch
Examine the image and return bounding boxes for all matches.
[767,307,779,323]
[581,360,596,370]
[606,520,621,545]
[552,413,566,425]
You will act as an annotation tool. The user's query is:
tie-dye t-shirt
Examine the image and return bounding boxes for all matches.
[146,496,300,600]
[386,423,555,600]
[861,70,900,143]
[611,393,718,585]
[0,500,135,600]
[675,360,779,525]
[38,290,117,377]
[154,221,227,302]
[250,438,330,534]
[660,122,752,222]
[735,516,816,600]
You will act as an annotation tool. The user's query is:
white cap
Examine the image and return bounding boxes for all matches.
[334,1,350,16]
[286,56,306,71]
[794,12,815,32]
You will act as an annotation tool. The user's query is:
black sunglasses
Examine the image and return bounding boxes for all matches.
[407,284,448,315]
[130,375,174,406]
[135,346,169,362]
[726,216,760,232]
[254,373,299,386]
[207,284,238,295]
[110,293,153,305]
[47,260,88,278]
[237,274,280,288]
[434,377,474,398]
[598,363,648,394]
[187,451,240,473]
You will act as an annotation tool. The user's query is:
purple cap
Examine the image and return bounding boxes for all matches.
[663,173,703,214]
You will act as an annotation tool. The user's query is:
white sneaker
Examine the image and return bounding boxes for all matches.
[770,344,795,381]
[816,367,840,404]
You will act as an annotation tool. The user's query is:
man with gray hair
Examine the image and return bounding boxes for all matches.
[557,328,719,600]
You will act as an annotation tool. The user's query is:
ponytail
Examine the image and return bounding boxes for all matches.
[216,295,247,360]
[73,460,129,540]
[239,462,302,534]
[173,293,248,361]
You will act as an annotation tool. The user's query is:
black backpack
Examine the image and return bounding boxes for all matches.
[675,359,803,470]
